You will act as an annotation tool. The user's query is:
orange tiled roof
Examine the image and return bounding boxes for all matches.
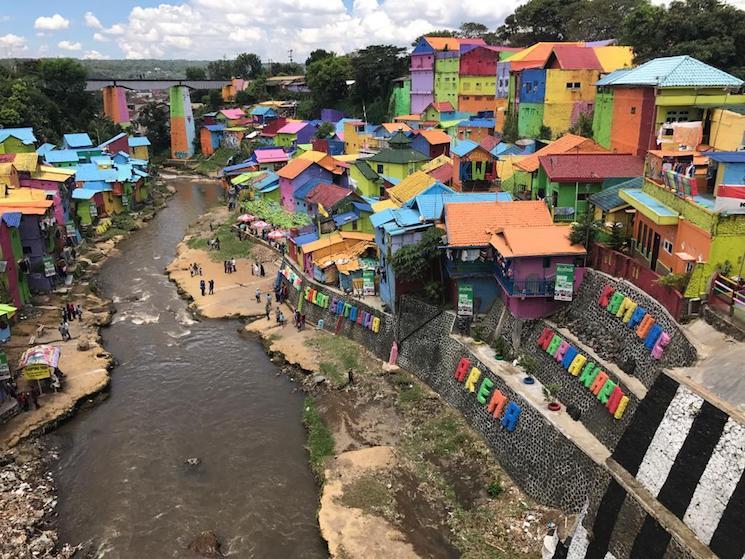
[444,200,553,247]
[417,129,452,145]
[381,122,412,134]
[490,225,586,257]
[514,134,606,173]
[276,158,314,179]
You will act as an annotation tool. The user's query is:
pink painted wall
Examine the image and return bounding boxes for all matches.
[20,178,65,224]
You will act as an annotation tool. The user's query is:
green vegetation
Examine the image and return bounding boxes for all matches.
[194,146,240,175]
[132,102,170,156]
[303,396,335,478]
[657,271,692,293]
[76,58,211,80]
[192,220,253,262]
[391,227,444,284]
[392,372,425,407]
[306,333,362,387]
[569,213,601,249]
[241,199,311,229]
[339,473,396,520]
[412,414,473,457]
[486,479,504,498]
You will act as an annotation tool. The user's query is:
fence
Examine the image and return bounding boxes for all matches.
[590,243,687,320]
[709,273,745,326]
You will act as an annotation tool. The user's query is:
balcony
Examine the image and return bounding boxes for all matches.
[444,259,495,278]
[642,178,716,233]
[495,267,556,297]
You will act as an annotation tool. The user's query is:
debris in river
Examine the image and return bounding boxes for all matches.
[184,457,201,467]
[188,530,223,558]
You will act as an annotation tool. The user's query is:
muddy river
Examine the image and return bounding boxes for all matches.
[50,176,326,558]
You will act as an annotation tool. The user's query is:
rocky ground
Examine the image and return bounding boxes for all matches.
[0,176,175,559]
[168,205,573,558]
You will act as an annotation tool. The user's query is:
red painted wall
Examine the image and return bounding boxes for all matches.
[459,48,498,76]
[610,88,656,157]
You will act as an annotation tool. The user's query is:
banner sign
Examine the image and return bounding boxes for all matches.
[554,264,575,302]
[714,185,745,215]
[363,270,375,296]
[43,256,56,277]
[457,284,474,316]
[23,364,52,381]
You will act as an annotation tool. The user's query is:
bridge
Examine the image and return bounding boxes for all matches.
[86,78,234,160]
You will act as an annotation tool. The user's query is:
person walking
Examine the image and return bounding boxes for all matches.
[266,293,272,305]
[58,321,71,341]
[223,260,228,274]
[265,301,271,320]
[274,285,280,302]
[30,385,40,409]
[200,279,206,297]
[76,304,82,321]
[255,288,261,303]
[260,263,265,277]
[251,262,255,276]
[208,279,214,295]
[62,306,68,323]
[231,258,236,273]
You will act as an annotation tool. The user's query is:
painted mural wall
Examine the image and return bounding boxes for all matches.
[169,85,195,159]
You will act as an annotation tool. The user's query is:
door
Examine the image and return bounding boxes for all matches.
[650,233,661,272]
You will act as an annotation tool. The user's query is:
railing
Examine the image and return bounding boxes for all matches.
[444,259,495,276]
[495,268,555,297]
[709,274,745,325]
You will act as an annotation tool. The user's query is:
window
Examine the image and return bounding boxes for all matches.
[686,262,694,273]
[577,193,590,201]
[566,82,580,90]
[630,106,636,115]
[663,239,673,254]
[525,83,533,93]
[542,256,551,268]
[574,82,581,89]
[376,164,384,174]
[352,220,358,231]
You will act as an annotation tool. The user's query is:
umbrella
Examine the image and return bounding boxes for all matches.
[267,230,288,240]
[237,214,256,223]
[251,220,270,230]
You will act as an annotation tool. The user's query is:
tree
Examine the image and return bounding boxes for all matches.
[350,45,408,119]
[315,122,335,139]
[567,0,645,42]
[305,49,335,67]
[569,110,594,137]
[234,53,262,79]
[235,89,253,106]
[607,222,626,251]
[306,55,352,110]
[496,0,582,45]
[459,22,489,38]
[391,227,445,282]
[569,213,601,249]
[207,59,234,80]
[502,111,519,143]
[133,102,169,154]
[87,115,121,146]
[185,66,206,80]
[38,58,96,133]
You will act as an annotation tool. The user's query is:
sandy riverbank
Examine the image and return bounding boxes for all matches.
[171,209,571,558]
[0,176,176,559]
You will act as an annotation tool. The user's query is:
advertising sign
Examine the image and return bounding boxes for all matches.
[554,263,575,302]
[457,284,474,316]
[714,185,745,215]
[22,364,51,381]
[362,270,375,296]
[43,256,56,278]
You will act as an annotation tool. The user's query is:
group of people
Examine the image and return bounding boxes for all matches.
[273,283,289,304]
[252,261,266,277]
[190,262,203,277]
[207,237,221,251]
[199,279,215,296]
[62,303,82,322]
[293,310,306,331]
[224,259,237,274]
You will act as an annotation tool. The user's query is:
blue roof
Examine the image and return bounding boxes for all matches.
[380,175,400,185]
[1,212,22,228]
[98,132,128,148]
[254,171,279,191]
[333,211,359,226]
[293,177,324,201]
[595,69,632,86]
[708,152,745,164]
[0,127,36,146]
[293,232,319,246]
[589,177,641,211]
[251,106,277,116]
[222,160,254,174]
[204,124,225,132]
[458,119,495,128]
[411,192,507,221]
[71,188,98,200]
[392,208,423,227]
[91,156,113,166]
[412,37,435,55]
[63,133,94,149]
[417,182,454,197]
[128,136,151,147]
[370,209,396,228]
[44,150,80,164]
[451,140,479,157]
[602,56,743,88]
[351,201,373,214]
[623,189,678,217]
[36,143,56,155]
[73,163,118,182]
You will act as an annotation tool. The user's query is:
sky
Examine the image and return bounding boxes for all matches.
[0,0,744,62]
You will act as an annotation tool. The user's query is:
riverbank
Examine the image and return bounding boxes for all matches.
[0,174,177,559]
[169,212,572,557]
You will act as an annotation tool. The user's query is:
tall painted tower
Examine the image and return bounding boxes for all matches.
[102,86,130,125]
[169,85,195,159]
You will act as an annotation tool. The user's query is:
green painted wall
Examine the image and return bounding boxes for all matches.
[390,80,411,117]
[274,133,295,148]
[9,228,31,304]
[0,137,34,154]
[435,57,459,107]
[592,90,613,149]
[370,161,424,181]
[339,214,375,235]
[518,102,544,139]
[350,166,380,198]
[77,200,93,227]
[642,178,715,233]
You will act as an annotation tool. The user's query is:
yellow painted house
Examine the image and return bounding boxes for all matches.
[365,132,429,181]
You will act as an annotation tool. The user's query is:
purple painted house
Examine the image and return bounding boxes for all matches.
[277,156,348,211]
[410,38,435,114]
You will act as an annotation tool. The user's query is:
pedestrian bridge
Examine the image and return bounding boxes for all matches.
[85,78,231,92]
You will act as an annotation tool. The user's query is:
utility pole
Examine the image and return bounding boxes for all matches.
[288,49,294,64]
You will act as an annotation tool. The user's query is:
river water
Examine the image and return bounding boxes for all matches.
[50,177,326,558]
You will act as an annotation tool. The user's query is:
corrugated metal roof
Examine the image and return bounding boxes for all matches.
[63,133,93,148]
[44,150,80,164]
[71,188,98,200]
[550,45,602,70]
[451,140,479,157]
[606,56,744,88]
[0,128,36,146]
[128,136,151,147]
[99,132,128,148]
[538,153,643,182]
[588,176,642,211]
[458,119,495,128]
[277,121,311,135]
[707,152,745,163]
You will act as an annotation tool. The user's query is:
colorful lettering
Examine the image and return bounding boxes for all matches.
[644,324,663,350]
[561,346,579,369]
[454,358,471,382]
[349,307,358,321]
[554,341,570,362]
[597,379,616,404]
[607,291,625,314]
[476,378,494,405]
[628,306,646,329]
[537,327,555,349]
[579,363,599,388]
[599,284,615,308]
[372,317,381,333]
[501,402,522,432]
[546,335,562,356]
[636,314,655,339]
[487,389,507,418]
[465,367,481,393]
[590,371,609,395]
[651,332,671,360]
[614,396,630,419]
[606,386,625,414]
[567,354,587,376]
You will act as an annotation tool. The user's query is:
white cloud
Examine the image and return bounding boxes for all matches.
[84,12,103,30]
[58,40,82,51]
[34,14,70,31]
[83,50,110,60]
[93,32,109,42]
[0,34,28,55]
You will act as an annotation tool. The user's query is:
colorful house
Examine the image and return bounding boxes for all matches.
[410,129,452,159]
[296,231,376,283]
[305,182,355,220]
[63,133,94,150]
[458,45,500,114]
[0,212,32,306]
[537,152,643,222]
[275,121,317,148]
[217,108,247,127]
[259,117,288,143]
[250,105,278,125]
[253,148,289,171]
[422,101,456,123]
[410,37,437,114]
[619,150,745,295]
[591,56,745,156]
[456,119,495,143]
[199,124,225,156]
[420,154,454,186]
[349,160,381,198]
[434,40,464,108]
[277,154,347,211]
[128,136,151,161]
[443,200,585,317]
[451,140,497,191]
[365,132,429,181]
[43,150,81,168]
[503,133,606,199]
[99,132,130,156]
[588,176,639,239]
[390,77,412,117]
[0,128,37,154]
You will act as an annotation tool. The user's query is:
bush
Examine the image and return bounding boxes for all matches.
[657,271,691,293]
[303,397,335,478]
[518,354,537,376]
[487,479,503,498]
[542,383,561,404]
